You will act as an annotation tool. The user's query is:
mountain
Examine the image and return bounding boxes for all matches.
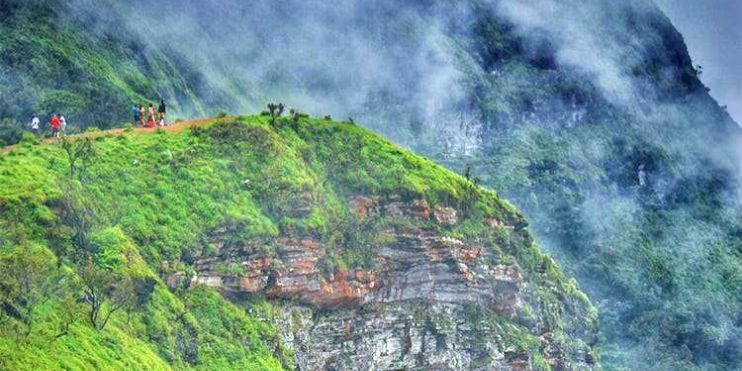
[0,116,598,370]
[1,0,740,370]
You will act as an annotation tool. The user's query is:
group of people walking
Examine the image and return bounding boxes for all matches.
[30,113,67,138]
[28,100,167,138]
[133,100,167,128]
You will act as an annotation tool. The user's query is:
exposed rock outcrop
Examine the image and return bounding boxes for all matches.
[166,196,598,371]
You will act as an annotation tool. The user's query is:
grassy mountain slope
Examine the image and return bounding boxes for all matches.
[0,0,739,370]
[0,115,598,370]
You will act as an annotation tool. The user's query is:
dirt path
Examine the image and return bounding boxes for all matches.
[1,118,216,154]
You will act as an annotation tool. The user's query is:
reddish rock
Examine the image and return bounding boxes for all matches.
[409,199,432,220]
[183,198,523,317]
[383,198,432,221]
[434,206,458,225]
[485,218,502,228]
[349,196,375,219]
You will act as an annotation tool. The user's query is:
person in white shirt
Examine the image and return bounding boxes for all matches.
[60,115,67,136]
[30,115,40,136]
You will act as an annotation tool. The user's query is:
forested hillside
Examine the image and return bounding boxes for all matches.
[0,0,740,370]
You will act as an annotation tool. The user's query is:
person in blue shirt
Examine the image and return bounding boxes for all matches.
[132,105,140,126]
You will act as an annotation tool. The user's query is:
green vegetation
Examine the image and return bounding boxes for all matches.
[3,0,736,369]
[0,115,596,370]
[418,7,742,371]
[0,0,223,141]
[0,116,596,370]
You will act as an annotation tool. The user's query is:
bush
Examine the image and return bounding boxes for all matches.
[0,119,25,146]
[18,132,39,145]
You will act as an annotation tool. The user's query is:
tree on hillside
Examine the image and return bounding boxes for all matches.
[60,137,96,182]
[78,258,134,331]
[58,181,97,261]
[0,245,76,340]
[267,103,285,124]
[58,183,154,331]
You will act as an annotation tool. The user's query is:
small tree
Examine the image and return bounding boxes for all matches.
[288,109,302,129]
[78,253,154,331]
[267,103,285,123]
[0,245,71,340]
[60,137,96,181]
[78,258,131,331]
[53,295,81,340]
[75,227,155,331]
[58,181,97,262]
[58,184,144,331]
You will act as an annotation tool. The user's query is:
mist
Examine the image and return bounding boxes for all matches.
[655,0,742,125]
[26,0,742,370]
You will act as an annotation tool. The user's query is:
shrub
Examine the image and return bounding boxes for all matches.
[0,119,25,146]
[18,132,39,145]
[267,103,285,123]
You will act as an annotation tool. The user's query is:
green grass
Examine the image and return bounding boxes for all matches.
[0,115,597,370]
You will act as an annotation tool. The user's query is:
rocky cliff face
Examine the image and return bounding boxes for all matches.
[168,195,598,371]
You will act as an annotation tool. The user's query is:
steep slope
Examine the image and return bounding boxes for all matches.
[1,1,740,370]
[0,116,598,371]
[432,4,742,371]
[0,0,250,141]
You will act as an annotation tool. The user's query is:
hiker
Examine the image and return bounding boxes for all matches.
[147,103,156,128]
[59,115,67,136]
[158,99,166,124]
[30,115,40,136]
[50,114,61,138]
[133,105,141,127]
[131,105,139,125]
[139,105,146,127]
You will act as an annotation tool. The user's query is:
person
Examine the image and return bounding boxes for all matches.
[30,115,40,136]
[59,115,67,136]
[139,105,146,127]
[131,105,139,125]
[158,99,166,124]
[50,114,61,138]
[147,103,155,128]
[133,105,141,127]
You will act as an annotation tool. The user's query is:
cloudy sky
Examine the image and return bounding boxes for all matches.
[655,0,742,124]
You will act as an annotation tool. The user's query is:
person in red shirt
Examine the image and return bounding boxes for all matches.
[147,103,156,128]
[50,114,61,138]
